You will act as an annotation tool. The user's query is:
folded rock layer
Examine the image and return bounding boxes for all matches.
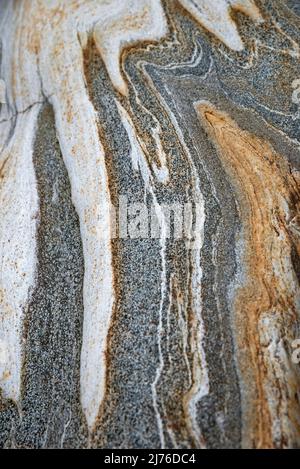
[0,0,300,448]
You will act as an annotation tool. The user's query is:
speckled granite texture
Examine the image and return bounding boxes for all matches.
[0,0,300,449]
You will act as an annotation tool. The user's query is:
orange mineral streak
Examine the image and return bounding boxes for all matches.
[195,103,300,448]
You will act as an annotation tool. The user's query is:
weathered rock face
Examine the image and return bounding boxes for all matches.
[0,0,300,449]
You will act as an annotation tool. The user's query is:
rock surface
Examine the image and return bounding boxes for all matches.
[0,0,300,448]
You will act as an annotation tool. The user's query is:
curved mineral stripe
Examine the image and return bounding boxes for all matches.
[144,74,209,445]
[116,98,209,446]
[0,105,40,403]
[163,107,208,446]
[115,100,169,447]
[93,0,167,96]
[178,0,262,51]
[48,81,115,431]
[39,21,115,432]
[195,102,300,448]
[0,0,41,404]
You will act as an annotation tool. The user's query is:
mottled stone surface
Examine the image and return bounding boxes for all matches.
[0,0,300,448]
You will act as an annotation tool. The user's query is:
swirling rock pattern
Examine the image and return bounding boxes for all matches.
[0,0,300,448]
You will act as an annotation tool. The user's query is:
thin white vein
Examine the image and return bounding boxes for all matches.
[156,82,208,446]
[115,100,168,448]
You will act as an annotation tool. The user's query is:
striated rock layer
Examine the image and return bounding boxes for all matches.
[0,0,300,448]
